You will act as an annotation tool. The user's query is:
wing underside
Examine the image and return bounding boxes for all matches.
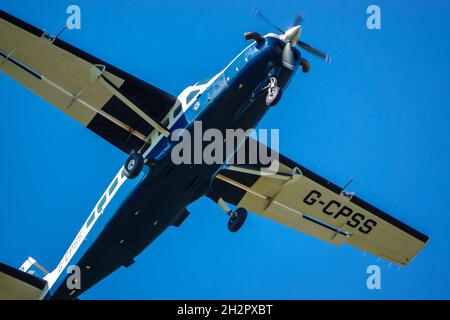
[209,139,429,266]
[0,9,177,153]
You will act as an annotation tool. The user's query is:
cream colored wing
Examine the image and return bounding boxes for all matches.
[210,139,428,266]
[0,9,176,153]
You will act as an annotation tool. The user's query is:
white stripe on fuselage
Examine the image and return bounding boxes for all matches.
[43,168,128,289]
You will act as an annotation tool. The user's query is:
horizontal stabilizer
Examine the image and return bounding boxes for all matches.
[0,262,48,300]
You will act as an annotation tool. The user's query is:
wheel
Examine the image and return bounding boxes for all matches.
[124,152,144,179]
[266,86,282,107]
[300,58,310,73]
[228,207,248,232]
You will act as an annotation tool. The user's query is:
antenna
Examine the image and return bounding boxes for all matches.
[54,25,68,40]
[341,174,357,192]
[42,24,68,43]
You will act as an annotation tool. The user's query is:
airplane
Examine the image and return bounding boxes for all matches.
[0,8,428,300]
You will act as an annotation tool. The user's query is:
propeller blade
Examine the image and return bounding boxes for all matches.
[297,40,331,62]
[293,14,304,27]
[252,7,285,34]
[282,42,296,69]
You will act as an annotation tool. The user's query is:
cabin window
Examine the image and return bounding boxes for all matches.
[109,178,118,195]
[173,105,182,118]
[85,211,96,228]
[186,90,200,104]
[97,195,107,213]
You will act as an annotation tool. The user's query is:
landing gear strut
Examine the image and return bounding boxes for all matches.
[265,77,282,107]
[216,198,248,232]
[124,152,144,179]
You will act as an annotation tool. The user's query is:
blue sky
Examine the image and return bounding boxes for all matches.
[0,0,449,299]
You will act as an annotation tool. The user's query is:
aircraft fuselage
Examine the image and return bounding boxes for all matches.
[49,35,300,299]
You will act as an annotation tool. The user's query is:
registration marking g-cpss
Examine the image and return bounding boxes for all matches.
[303,190,377,234]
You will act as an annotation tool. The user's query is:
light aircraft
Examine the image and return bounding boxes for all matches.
[0,8,428,300]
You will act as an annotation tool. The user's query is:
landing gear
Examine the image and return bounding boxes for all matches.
[227,207,248,233]
[266,77,282,107]
[216,198,248,232]
[300,58,310,73]
[124,152,144,179]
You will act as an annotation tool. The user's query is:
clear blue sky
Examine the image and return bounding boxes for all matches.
[1,0,449,299]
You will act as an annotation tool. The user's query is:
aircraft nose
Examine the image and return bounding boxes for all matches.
[281,25,301,44]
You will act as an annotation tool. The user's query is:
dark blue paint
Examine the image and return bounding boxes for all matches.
[49,35,299,299]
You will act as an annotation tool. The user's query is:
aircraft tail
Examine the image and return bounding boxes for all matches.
[0,257,50,300]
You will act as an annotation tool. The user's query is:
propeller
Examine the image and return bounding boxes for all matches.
[297,40,331,62]
[281,41,296,70]
[292,14,304,27]
[252,7,285,35]
[252,7,331,63]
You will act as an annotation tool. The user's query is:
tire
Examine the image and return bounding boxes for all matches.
[266,86,282,107]
[228,207,248,232]
[124,152,144,179]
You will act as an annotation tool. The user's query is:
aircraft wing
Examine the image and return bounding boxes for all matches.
[0,10,177,154]
[209,138,429,266]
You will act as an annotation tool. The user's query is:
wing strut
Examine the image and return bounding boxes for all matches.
[98,72,170,138]
[0,53,149,142]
